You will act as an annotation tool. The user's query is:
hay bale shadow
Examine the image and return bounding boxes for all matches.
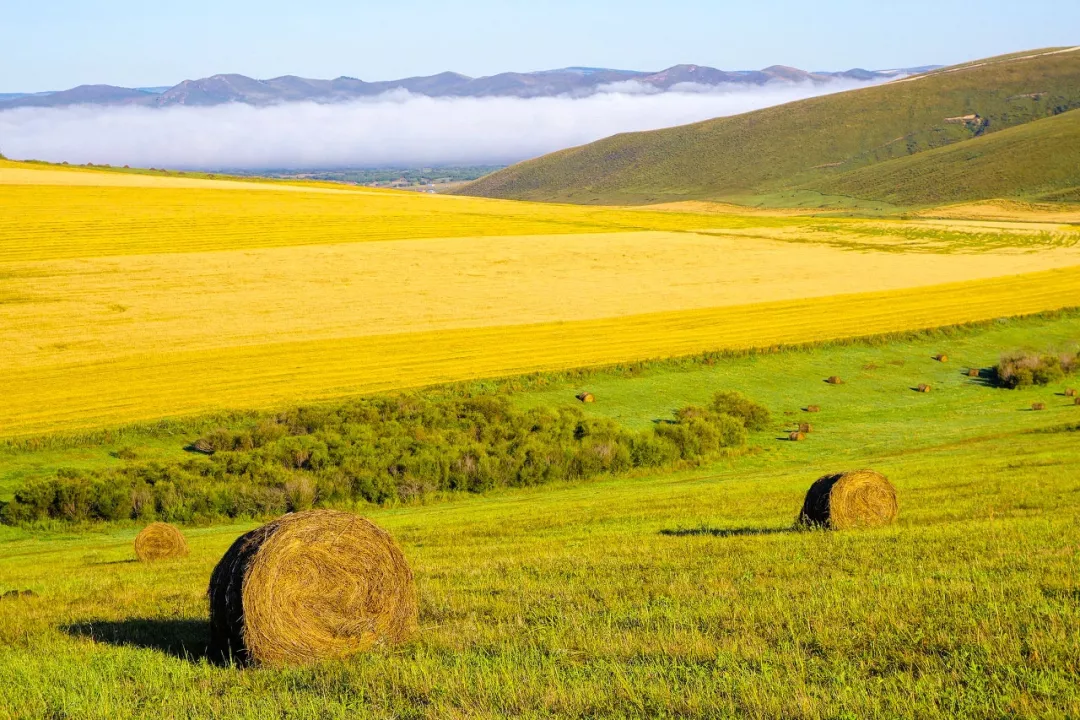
[659,527,795,538]
[61,618,225,665]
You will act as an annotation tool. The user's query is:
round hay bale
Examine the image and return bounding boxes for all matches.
[798,470,898,530]
[798,422,813,433]
[806,405,821,413]
[826,376,843,385]
[789,431,806,442]
[1075,397,1080,406]
[134,522,189,562]
[968,368,981,378]
[208,510,417,667]
[935,354,949,363]
[575,392,595,404]
[917,383,932,393]
[1065,388,1078,397]
[1032,402,1046,411]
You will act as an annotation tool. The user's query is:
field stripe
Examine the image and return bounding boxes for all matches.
[3,264,1079,437]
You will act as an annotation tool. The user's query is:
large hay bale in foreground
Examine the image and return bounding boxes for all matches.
[798,470,898,530]
[208,510,417,667]
[134,522,189,562]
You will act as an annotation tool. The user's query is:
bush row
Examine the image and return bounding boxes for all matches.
[1,392,768,525]
[994,350,1078,388]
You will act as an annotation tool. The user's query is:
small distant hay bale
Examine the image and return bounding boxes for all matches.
[968,368,981,378]
[798,422,813,433]
[575,392,595,404]
[1075,397,1080,406]
[208,510,417,667]
[1066,388,1078,397]
[935,354,949,363]
[806,405,821,413]
[134,522,189,562]
[826,376,843,385]
[917,383,932,393]
[1032,402,1046,411]
[798,470,898,530]
[789,431,806,442]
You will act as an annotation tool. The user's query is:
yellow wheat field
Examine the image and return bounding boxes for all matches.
[3,161,1080,436]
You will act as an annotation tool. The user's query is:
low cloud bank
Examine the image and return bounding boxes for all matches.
[0,80,880,169]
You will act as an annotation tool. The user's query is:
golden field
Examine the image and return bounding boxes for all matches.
[2,161,1080,437]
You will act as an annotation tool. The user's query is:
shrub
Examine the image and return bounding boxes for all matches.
[994,350,1077,388]
[2,391,766,526]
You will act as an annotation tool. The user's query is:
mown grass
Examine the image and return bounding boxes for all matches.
[0,315,1079,718]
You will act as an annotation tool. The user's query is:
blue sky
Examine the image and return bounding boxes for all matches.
[2,0,1078,92]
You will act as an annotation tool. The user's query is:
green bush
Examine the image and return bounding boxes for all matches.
[1,392,766,526]
[994,350,1076,388]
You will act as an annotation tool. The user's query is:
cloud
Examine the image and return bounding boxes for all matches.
[0,80,882,169]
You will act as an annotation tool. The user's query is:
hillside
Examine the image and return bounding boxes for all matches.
[811,108,1080,205]
[457,47,1080,205]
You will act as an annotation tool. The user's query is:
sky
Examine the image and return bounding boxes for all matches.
[3,0,1079,92]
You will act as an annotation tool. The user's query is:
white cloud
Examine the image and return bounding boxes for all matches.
[0,80,882,169]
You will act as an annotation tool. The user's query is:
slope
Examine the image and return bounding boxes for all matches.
[457,47,1080,205]
[810,108,1080,206]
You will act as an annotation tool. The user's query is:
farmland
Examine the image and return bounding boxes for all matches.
[2,161,1080,437]
[2,311,1079,718]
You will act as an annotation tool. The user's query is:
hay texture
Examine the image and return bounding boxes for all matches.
[917,383,932,393]
[826,376,843,385]
[789,431,806,442]
[798,470,898,530]
[134,522,189,562]
[935,354,949,363]
[576,392,596,403]
[1066,388,1078,397]
[207,510,417,667]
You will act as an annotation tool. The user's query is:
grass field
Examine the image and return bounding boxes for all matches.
[1,313,1079,718]
[3,161,1080,437]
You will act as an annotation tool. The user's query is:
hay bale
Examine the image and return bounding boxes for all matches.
[134,522,189,562]
[1065,388,1078,397]
[575,392,595,404]
[799,422,813,433]
[935,354,949,363]
[1075,397,1080,406]
[1032,402,1046,411]
[917,383,932,393]
[798,470,898,530]
[789,431,806,442]
[826,376,843,385]
[190,438,215,454]
[207,510,417,667]
[968,368,981,378]
[806,405,821,413]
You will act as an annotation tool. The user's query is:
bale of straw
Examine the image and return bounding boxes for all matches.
[799,422,813,433]
[968,368,981,378]
[134,522,189,562]
[1032,402,1046,411]
[826,376,843,385]
[806,405,821,413]
[917,383,932,393]
[1075,397,1080,406]
[575,392,595,404]
[1066,388,1078,397]
[798,470,898,530]
[789,431,806,442]
[935,354,949,363]
[207,509,417,667]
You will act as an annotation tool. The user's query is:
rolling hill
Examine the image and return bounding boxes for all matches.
[457,47,1080,206]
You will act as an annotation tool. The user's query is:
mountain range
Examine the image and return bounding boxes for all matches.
[0,64,938,109]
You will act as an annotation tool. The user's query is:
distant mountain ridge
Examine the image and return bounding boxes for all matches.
[0,64,935,110]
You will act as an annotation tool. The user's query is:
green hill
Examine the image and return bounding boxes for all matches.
[458,47,1080,206]
[810,108,1080,205]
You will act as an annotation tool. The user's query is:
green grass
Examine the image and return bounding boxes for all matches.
[1,314,1079,717]
[457,47,1080,207]
[812,109,1080,206]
